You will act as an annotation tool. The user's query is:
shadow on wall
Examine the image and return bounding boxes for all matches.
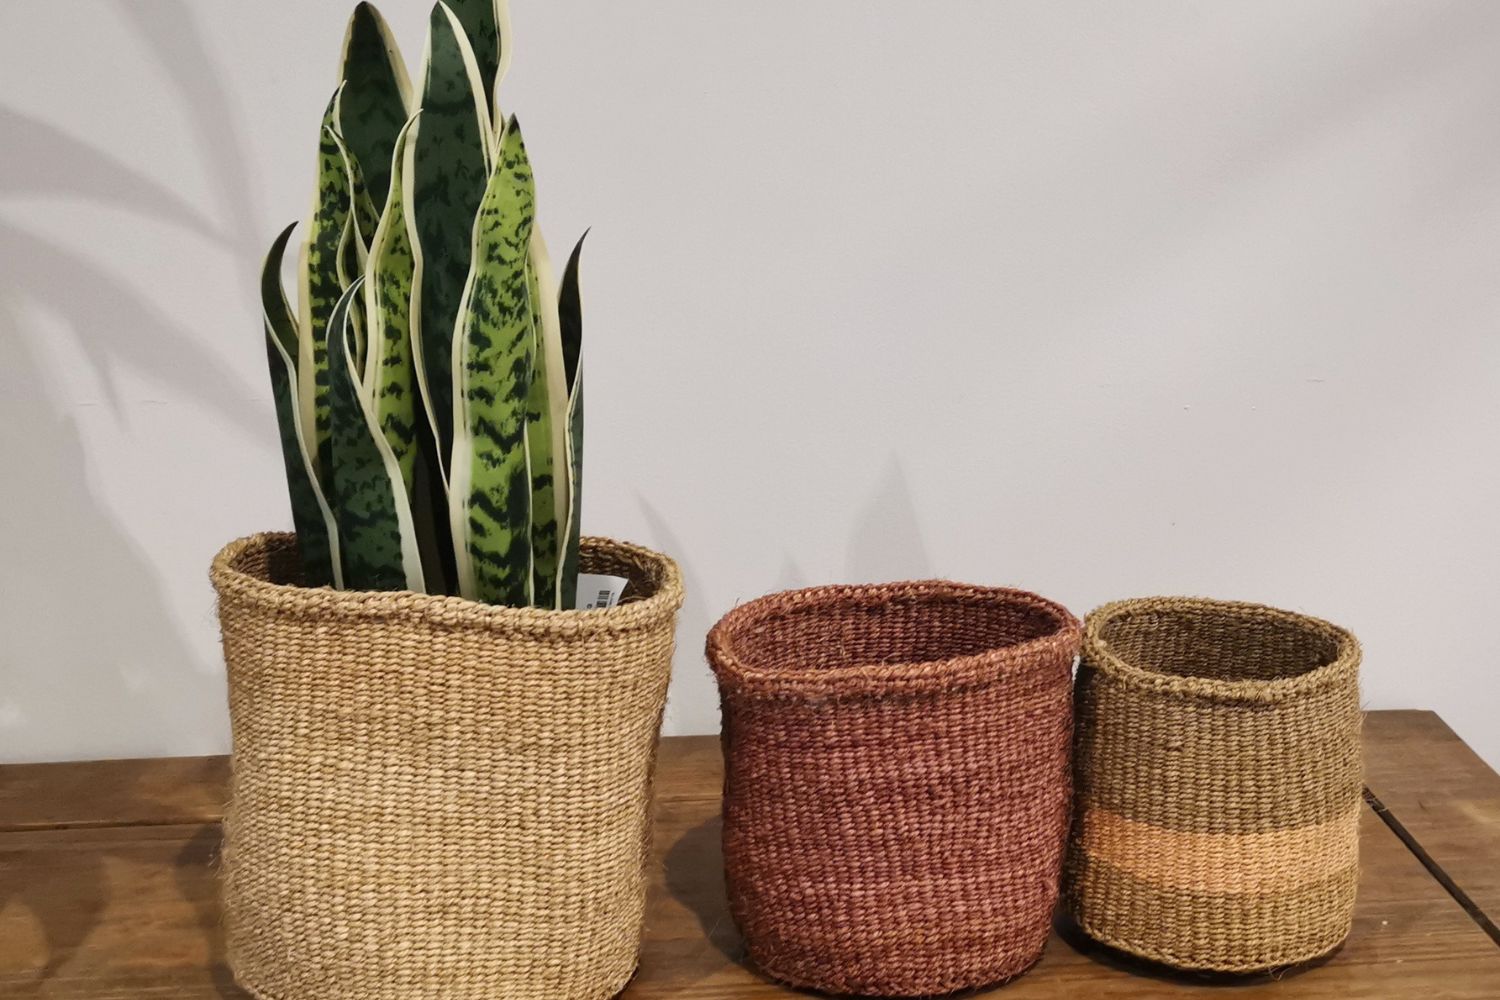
[0,301,224,762]
[846,457,932,583]
[637,456,932,736]
[0,1,263,761]
[638,496,720,735]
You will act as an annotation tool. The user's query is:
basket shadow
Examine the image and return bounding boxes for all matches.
[0,850,108,992]
[173,825,248,998]
[662,815,743,965]
[659,816,1051,999]
[1052,913,1343,987]
[659,813,818,995]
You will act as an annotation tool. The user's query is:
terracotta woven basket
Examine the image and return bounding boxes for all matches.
[1063,597,1362,973]
[708,581,1082,996]
[210,532,684,1000]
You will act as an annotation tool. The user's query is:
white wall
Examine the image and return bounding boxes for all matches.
[2,1,1497,767]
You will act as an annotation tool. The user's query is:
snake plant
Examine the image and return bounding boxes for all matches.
[260,0,586,608]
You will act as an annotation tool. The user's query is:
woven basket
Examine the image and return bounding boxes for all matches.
[708,581,1082,996]
[210,532,684,1000]
[1063,597,1362,973]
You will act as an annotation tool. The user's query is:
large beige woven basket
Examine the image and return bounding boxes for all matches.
[1063,597,1362,973]
[210,532,684,1000]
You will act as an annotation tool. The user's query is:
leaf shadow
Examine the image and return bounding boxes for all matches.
[636,495,719,736]
[0,844,107,992]
[0,105,224,245]
[845,455,933,583]
[0,299,225,762]
[0,224,263,437]
[113,0,263,285]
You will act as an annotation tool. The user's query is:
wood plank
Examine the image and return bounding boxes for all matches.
[632,802,1500,998]
[654,734,722,803]
[0,756,229,831]
[4,719,1500,996]
[3,786,1499,995]
[0,823,244,998]
[1364,710,1500,932]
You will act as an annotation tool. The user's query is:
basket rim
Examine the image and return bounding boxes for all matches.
[707,580,1081,697]
[210,531,684,637]
[1083,596,1360,704]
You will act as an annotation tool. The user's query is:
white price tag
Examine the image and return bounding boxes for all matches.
[575,574,628,610]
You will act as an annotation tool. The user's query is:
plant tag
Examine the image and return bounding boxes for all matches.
[576,574,629,610]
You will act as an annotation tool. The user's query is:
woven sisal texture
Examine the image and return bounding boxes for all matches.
[1063,597,1362,973]
[210,532,684,1000]
[708,581,1082,996]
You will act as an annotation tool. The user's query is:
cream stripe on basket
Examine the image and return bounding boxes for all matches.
[1077,804,1360,894]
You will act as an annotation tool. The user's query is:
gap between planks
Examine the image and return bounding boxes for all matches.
[1363,787,1500,950]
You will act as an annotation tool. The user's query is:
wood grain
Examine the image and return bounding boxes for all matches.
[2,715,1498,998]
[1364,710,1500,933]
[0,756,228,831]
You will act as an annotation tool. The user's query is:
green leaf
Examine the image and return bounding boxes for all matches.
[440,0,509,124]
[335,2,413,207]
[410,447,456,595]
[262,221,342,588]
[449,116,536,606]
[526,229,570,608]
[334,211,367,371]
[263,223,301,361]
[557,234,586,609]
[558,231,587,396]
[329,120,382,254]
[364,114,422,496]
[408,1,493,488]
[328,126,380,373]
[328,278,425,592]
[296,92,353,492]
[561,366,583,610]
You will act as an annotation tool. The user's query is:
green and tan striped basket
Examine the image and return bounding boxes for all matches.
[1063,597,1363,973]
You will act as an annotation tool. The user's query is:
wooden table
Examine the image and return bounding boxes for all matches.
[2,709,1497,997]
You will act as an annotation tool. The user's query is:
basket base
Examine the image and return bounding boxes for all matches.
[1058,913,1350,978]
[742,942,1048,998]
[229,960,640,1000]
